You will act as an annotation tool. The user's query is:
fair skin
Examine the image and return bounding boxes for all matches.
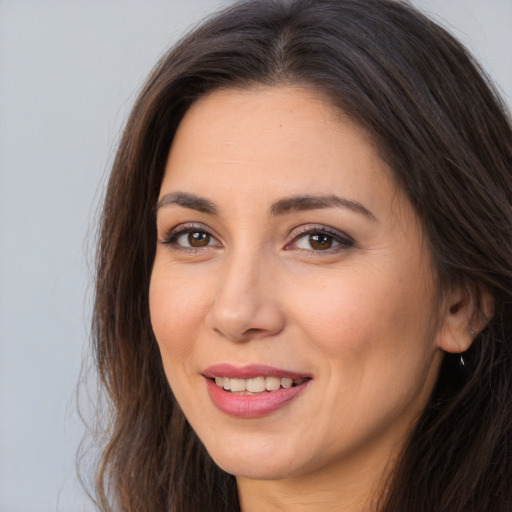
[149,86,476,511]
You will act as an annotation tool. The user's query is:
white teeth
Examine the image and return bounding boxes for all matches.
[246,377,266,393]
[213,375,305,392]
[229,378,246,392]
[281,377,293,389]
[265,376,281,391]
[215,376,231,390]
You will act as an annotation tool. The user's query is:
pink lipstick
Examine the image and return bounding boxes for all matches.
[203,364,311,418]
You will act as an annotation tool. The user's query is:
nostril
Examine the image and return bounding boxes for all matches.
[243,327,265,336]
[206,291,286,342]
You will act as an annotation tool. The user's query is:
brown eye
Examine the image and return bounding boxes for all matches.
[167,228,220,249]
[308,234,333,250]
[188,231,211,247]
[291,227,353,253]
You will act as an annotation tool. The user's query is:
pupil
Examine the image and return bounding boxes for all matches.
[310,234,332,250]
[189,232,209,247]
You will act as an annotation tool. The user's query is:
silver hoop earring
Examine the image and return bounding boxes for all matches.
[459,354,465,367]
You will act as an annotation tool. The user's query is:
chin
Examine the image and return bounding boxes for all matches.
[203,436,304,480]
[214,457,295,481]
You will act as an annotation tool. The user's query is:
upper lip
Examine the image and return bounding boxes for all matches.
[202,363,312,380]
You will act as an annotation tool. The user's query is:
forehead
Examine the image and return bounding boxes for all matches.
[162,86,394,202]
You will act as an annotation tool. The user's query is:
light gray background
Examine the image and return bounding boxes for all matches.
[0,1,510,511]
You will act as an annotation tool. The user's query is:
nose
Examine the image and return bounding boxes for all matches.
[205,252,285,342]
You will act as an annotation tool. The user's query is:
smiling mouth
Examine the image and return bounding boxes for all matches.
[212,376,309,394]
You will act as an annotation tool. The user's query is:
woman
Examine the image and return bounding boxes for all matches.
[91,0,512,510]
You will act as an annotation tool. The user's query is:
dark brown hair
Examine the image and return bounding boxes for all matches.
[91,1,512,510]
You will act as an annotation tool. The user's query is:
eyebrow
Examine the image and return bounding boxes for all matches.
[155,192,219,215]
[270,194,376,220]
[155,191,376,221]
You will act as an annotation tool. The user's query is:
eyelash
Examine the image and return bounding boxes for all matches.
[286,226,354,254]
[159,223,220,252]
[159,223,354,254]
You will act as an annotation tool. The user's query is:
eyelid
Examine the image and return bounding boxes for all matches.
[158,222,353,253]
[159,222,221,248]
[286,224,354,251]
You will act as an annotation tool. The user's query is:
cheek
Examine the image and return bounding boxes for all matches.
[290,269,439,432]
[149,262,210,363]
[288,263,436,366]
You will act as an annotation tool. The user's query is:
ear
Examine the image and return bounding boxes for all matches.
[436,282,495,353]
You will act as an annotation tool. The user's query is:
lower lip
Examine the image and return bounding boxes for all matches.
[205,378,310,418]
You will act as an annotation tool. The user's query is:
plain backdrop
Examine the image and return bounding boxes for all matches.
[0,1,510,511]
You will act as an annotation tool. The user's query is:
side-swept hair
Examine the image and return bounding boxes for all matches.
[91,1,512,510]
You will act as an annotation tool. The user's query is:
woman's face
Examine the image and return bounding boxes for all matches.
[150,86,446,483]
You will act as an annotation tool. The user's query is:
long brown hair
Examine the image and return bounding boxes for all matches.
[90,1,512,510]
